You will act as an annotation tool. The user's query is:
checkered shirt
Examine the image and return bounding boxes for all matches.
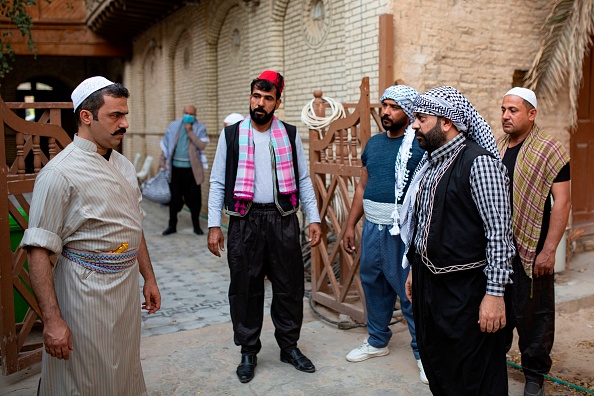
[414,134,515,296]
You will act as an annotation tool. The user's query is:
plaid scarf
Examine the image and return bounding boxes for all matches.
[233,116,297,208]
[497,125,569,277]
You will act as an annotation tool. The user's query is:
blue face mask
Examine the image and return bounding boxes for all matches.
[183,114,195,124]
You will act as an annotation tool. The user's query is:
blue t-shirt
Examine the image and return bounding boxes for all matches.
[361,132,425,204]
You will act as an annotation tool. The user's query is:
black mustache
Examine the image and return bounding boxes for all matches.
[112,128,126,135]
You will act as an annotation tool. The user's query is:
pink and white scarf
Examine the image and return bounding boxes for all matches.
[233,116,297,212]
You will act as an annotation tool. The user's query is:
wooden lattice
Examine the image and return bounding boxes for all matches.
[0,98,72,375]
[309,77,384,323]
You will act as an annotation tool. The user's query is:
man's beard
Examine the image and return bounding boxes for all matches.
[382,115,408,133]
[416,122,446,152]
[250,106,275,125]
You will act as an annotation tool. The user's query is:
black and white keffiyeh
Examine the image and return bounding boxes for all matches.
[400,86,499,267]
[380,85,419,124]
[379,85,420,235]
[412,86,499,158]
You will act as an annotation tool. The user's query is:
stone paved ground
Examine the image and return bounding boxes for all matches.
[2,199,593,395]
[139,200,273,337]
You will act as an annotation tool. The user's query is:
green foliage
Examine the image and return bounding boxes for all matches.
[0,0,50,78]
[0,0,101,78]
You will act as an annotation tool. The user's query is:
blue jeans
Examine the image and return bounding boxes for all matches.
[360,219,419,359]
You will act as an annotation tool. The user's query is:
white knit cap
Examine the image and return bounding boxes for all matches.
[223,113,244,125]
[71,76,114,112]
[504,87,537,110]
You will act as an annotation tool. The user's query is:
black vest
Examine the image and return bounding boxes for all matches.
[223,121,300,217]
[424,140,493,269]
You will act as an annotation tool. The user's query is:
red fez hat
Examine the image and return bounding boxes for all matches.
[257,70,284,95]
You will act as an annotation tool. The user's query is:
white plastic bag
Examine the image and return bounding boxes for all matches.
[141,168,171,204]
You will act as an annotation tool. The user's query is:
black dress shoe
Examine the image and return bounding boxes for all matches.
[524,382,544,396]
[280,347,315,373]
[236,354,257,383]
[194,228,204,235]
[162,227,176,236]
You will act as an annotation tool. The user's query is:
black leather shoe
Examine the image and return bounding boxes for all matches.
[236,354,257,383]
[280,347,315,373]
[524,382,544,396]
[162,227,176,236]
[194,228,204,235]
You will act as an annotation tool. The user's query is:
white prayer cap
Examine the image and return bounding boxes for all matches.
[224,113,244,125]
[71,76,114,112]
[504,87,537,110]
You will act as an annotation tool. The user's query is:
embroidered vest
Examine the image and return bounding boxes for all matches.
[425,140,493,269]
[223,121,300,217]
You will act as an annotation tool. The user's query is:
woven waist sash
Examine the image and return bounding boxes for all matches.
[62,247,139,274]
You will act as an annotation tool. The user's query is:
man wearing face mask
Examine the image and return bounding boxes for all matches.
[160,105,209,235]
[208,70,322,383]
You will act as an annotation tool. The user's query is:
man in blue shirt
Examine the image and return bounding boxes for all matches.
[342,85,427,384]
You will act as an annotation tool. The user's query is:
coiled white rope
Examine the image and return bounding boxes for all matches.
[301,96,346,132]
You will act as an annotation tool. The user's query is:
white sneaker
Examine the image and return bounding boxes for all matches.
[346,340,389,362]
[417,359,429,384]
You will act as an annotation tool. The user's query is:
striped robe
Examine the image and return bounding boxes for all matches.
[21,135,147,395]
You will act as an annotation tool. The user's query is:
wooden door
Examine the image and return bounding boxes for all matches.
[574,46,594,235]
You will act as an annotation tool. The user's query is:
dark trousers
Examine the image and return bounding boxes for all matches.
[411,254,508,396]
[504,255,555,386]
[168,166,202,231]
[227,204,304,355]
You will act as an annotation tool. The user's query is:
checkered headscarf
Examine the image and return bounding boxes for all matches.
[380,85,419,124]
[413,86,499,158]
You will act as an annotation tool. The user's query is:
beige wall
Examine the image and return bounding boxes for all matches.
[121,0,572,215]
[217,5,251,129]
[392,0,571,146]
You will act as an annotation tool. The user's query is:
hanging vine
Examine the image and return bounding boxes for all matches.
[0,0,99,78]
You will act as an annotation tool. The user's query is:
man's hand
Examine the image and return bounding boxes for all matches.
[308,222,322,247]
[478,295,506,333]
[533,249,555,278]
[142,278,161,314]
[208,227,225,257]
[43,316,74,360]
[342,226,357,254]
[184,123,192,133]
[405,270,413,302]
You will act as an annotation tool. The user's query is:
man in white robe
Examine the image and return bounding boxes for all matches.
[21,76,161,395]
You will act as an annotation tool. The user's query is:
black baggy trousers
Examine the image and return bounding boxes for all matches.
[504,255,555,386]
[168,166,201,231]
[227,203,304,355]
[411,253,509,396]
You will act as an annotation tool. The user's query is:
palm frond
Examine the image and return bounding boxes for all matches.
[524,0,594,128]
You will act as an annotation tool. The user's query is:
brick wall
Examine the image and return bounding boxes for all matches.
[121,0,573,218]
[392,0,571,146]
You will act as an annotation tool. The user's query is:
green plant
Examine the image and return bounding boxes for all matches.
[0,0,99,78]
[0,0,51,78]
[525,0,594,128]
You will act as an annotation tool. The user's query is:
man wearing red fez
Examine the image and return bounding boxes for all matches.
[208,70,322,383]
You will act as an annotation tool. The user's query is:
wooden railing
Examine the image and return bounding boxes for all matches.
[0,98,72,375]
[308,77,382,323]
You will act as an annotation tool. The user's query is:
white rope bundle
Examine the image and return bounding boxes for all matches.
[300,96,346,132]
